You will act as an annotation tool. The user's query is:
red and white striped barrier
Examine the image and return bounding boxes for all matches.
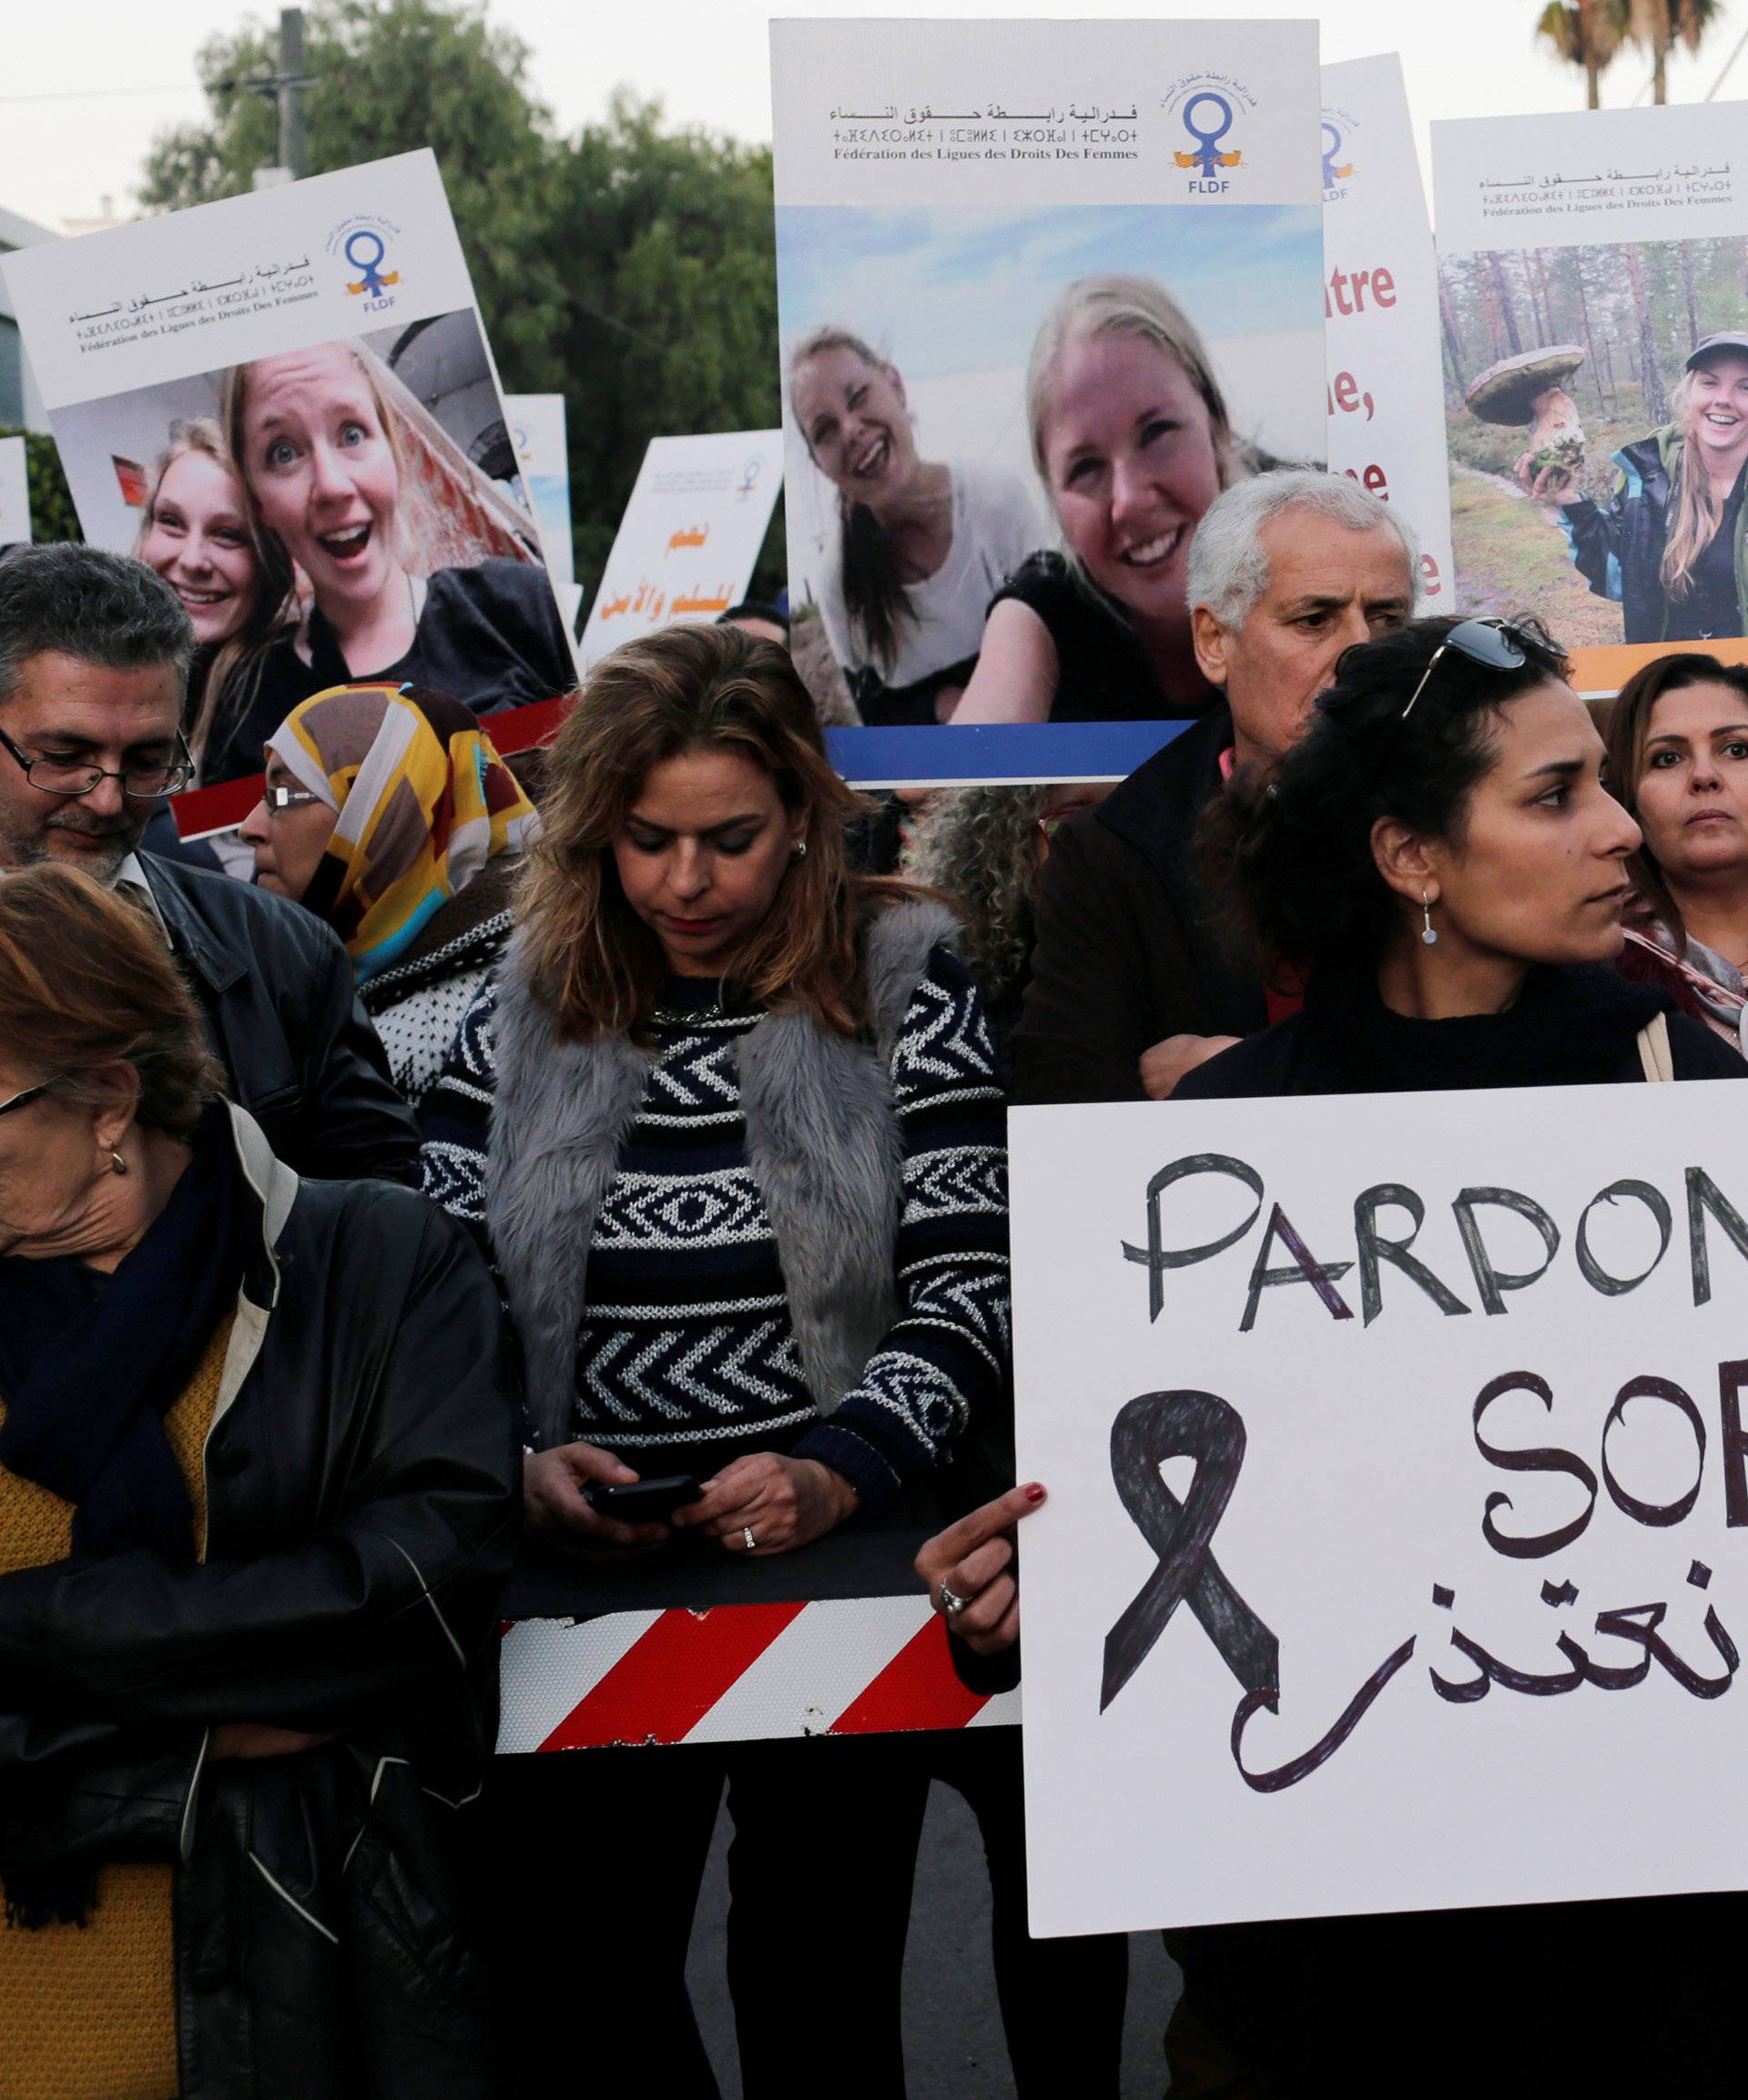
[498,1596,1021,1751]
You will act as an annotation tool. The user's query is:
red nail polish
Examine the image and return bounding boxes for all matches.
[1023,1482,1046,1503]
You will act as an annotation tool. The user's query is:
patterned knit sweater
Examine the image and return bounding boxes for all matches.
[419,948,1009,1507]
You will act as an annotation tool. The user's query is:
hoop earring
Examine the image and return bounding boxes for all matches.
[1420,891,1438,948]
[792,839,808,860]
[109,1150,129,1176]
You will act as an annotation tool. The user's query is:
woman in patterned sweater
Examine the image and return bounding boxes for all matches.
[419,621,1011,2097]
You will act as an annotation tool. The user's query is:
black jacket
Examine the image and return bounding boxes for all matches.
[0,1109,521,2099]
[140,852,421,1183]
[1011,704,1265,1104]
[1560,428,1748,645]
[1174,961,1747,1099]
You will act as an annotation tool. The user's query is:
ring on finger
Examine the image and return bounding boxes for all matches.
[938,1581,969,1616]
[742,1525,757,1551]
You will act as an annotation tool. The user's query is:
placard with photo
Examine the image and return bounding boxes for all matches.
[2,151,578,787]
[1436,104,1748,694]
[771,17,1326,786]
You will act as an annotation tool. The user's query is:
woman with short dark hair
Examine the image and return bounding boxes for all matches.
[0,863,518,2100]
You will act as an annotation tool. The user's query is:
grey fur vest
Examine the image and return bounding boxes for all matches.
[489,898,961,1450]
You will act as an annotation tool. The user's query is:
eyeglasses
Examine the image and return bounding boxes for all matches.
[0,1075,62,1120]
[0,721,194,798]
[262,784,327,814]
[1398,619,1537,722]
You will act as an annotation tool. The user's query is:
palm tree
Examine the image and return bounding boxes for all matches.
[1535,0,1624,107]
[1623,0,1724,103]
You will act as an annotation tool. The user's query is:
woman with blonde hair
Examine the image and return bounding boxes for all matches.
[133,417,295,782]
[788,325,1042,724]
[419,620,1010,2096]
[1525,333,1748,644]
[219,337,574,756]
[951,273,1235,725]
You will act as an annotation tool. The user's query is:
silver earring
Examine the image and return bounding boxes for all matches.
[1420,891,1438,947]
[792,839,808,859]
[109,1149,128,1176]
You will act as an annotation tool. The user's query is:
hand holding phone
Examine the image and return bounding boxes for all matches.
[584,1475,703,1525]
[523,1443,680,1551]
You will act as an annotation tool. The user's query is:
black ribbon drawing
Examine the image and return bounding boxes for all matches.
[1101,1390,1279,1714]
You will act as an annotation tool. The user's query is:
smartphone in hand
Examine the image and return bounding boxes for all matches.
[584,1474,702,1525]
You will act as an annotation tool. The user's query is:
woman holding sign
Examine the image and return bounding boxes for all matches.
[922,613,1745,2095]
[419,621,1011,2097]
[1522,335,1748,644]
[950,276,1232,725]
[216,339,574,769]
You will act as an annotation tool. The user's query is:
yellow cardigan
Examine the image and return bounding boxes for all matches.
[0,1317,230,2100]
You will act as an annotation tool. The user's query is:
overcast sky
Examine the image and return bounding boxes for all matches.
[3,0,1744,234]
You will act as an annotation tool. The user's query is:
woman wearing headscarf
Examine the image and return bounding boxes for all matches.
[238,680,538,1106]
[0,861,518,2100]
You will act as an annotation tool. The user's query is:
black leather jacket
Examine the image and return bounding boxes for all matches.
[0,1109,521,2098]
[139,851,421,1184]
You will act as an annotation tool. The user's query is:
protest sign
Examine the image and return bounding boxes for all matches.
[770,16,1326,786]
[0,434,28,546]
[577,428,783,669]
[0,151,577,780]
[1435,104,1748,695]
[1321,55,1452,606]
[1012,1083,1748,1936]
[506,391,575,588]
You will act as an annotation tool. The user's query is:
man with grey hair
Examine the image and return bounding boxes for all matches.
[0,542,418,1181]
[1012,472,1417,1104]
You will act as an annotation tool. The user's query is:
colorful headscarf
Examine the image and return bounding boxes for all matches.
[268,681,538,982]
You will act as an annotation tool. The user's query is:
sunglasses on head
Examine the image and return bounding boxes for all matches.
[1397,618,1547,721]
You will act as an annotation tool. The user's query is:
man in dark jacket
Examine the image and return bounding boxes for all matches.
[0,543,419,1181]
[1011,472,1418,1106]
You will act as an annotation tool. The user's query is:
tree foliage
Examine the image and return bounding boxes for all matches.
[1,429,79,543]
[136,1,785,605]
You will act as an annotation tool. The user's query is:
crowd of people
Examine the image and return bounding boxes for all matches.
[5,439,1748,2095]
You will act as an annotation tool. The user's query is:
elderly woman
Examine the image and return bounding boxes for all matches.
[0,863,519,2100]
[237,680,539,1106]
[420,620,1011,2096]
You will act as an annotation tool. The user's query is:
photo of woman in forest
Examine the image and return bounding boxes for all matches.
[1442,235,1748,650]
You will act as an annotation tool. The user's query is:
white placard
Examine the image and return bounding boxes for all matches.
[506,391,574,587]
[579,430,784,669]
[771,16,1326,785]
[1321,55,1453,606]
[0,152,578,729]
[1433,105,1748,686]
[1014,1085,1748,1937]
[0,435,28,545]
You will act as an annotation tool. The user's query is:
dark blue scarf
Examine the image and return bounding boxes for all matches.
[0,1110,244,1929]
[0,1109,242,1566]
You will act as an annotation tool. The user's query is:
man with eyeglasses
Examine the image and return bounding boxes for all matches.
[1012,472,1419,1108]
[0,543,418,1182]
